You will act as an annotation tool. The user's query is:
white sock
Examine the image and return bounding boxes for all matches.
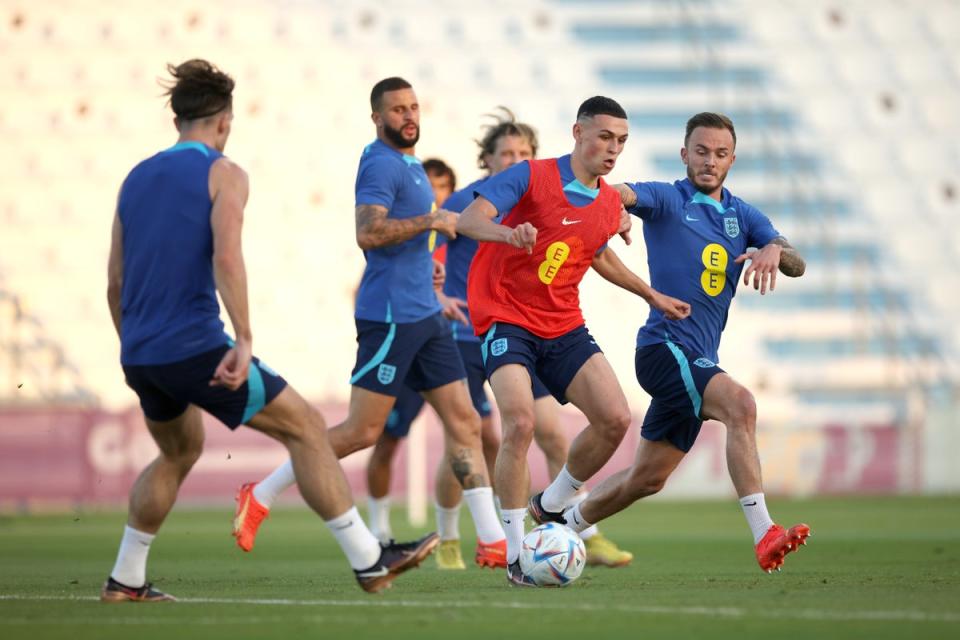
[463,487,504,544]
[436,502,461,541]
[494,494,502,514]
[740,493,774,544]
[579,524,599,540]
[501,508,527,564]
[563,502,591,534]
[367,496,392,544]
[253,460,296,508]
[325,506,382,570]
[541,465,585,512]
[110,525,155,588]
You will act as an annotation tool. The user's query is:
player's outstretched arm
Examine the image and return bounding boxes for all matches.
[106,202,123,338]
[210,158,253,390]
[457,195,537,253]
[591,247,691,320]
[734,236,805,295]
[356,204,456,250]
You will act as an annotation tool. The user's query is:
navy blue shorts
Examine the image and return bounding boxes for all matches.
[384,385,426,438]
[351,312,466,396]
[457,341,494,418]
[635,341,724,452]
[122,344,288,429]
[480,322,601,404]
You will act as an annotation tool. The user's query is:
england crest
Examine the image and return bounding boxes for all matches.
[693,357,716,368]
[724,216,740,239]
[491,338,509,357]
[377,363,397,385]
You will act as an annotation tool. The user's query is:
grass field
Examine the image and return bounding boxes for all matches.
[1,496,958,639]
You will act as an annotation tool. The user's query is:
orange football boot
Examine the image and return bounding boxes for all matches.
[756,523,811,572]
[233,482,269,552]
[475,538,508,568]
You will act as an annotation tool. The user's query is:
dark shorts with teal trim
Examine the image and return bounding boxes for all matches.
[635,341,724,452]
[384,385,426,438]
[480,322,601,404]
[122,344,287,429]
[351,312,466,396]
[457,341,495,417]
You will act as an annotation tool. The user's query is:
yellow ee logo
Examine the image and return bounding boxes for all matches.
[538,241,570,285]
[700,243,727,297]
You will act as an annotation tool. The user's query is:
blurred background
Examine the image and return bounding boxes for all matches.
[1,0,958,513]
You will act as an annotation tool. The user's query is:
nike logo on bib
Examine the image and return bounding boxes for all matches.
[561,217,582,225]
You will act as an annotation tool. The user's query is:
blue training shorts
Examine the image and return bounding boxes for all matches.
[384,385,426,438]
[351,312,466,396]
[122,343,288,429]
[635,341,724,452]
[479,322,601,404]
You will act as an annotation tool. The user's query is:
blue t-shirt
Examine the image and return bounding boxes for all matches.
[118,141,230,365]
[354,139,442,323]
[440,177,487,342]
[627,178,780,362]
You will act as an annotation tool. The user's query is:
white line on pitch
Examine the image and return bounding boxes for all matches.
[0,594,957,624]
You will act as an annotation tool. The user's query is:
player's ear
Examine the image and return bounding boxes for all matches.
[680,146,688,165]
[371,111,381,127]
[572,122,581,143]
[173,116,180,132]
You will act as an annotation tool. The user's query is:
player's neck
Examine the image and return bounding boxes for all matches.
[569,153,600,189]
[176,131,218,151]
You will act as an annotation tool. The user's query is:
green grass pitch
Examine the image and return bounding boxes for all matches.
[1,496,958,639]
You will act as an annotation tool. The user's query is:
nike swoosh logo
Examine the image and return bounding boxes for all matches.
[503,519,512,525]
[685,214,699,222]
[572,513,581,525]
[356,566,389,578]
[561,217,581,225]
[335,521,354,530]
[743,501,757,507]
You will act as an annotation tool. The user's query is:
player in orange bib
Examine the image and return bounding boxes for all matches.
[457,96,691,585]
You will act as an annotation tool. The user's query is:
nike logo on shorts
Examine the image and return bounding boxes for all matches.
[685,214,699,222]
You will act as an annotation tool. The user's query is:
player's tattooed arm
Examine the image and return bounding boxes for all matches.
[355,204,457,250]
[771,236,806,277]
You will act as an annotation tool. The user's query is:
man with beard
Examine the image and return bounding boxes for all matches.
[551,112,811,574]
[232,77,507,568]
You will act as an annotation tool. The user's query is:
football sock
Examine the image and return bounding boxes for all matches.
[325,506,382,570]
[579,524,599,540]
[562,502,591,534]
[435,501,462,541]
[253,460,295,508]
[110,525,155,588]
[540,465,585,512]
[367,495,393,544]
[463,487,504,544]
[740,493,774,544]
[500,508,527,564]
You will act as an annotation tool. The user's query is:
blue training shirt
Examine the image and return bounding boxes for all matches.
[354,139,441,323]
[117,141,230,365]
[440,177,487,342]
[626,178,780,363]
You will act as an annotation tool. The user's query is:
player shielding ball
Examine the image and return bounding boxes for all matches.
[550,112,811,573]
[103,60,436,601]
[457,97,690,585]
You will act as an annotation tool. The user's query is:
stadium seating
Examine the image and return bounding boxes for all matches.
[1,0,957,437]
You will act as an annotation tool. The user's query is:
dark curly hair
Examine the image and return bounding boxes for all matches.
[162,59,235,121]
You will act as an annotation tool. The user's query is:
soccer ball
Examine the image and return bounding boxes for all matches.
[519,522,586,586]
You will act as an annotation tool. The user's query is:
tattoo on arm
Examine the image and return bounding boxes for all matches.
[450,449,486,490]
[772,237,806,277]
[355,204,436,250]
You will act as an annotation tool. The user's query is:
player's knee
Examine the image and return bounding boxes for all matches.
[598,409,632,445]
[501,410,536,448]
[164,433,203,471]
[729,387,757,430]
